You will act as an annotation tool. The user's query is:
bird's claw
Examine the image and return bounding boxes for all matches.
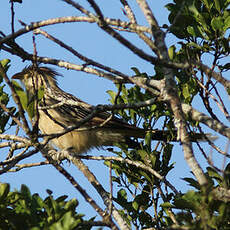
[47,149,69,163]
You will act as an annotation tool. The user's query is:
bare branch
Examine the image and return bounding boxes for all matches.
[34,28,128,78]
[9,161,49,172]
[182,103,230,139]
[136,0,167,58]
[135,1,208,186]
[196,61,230,90]
[120,0,158,54]
[78,155,179,194]
[0,134,30,143]
[46,155,120,230]
[0,16,151,46]
[65,155,131,230]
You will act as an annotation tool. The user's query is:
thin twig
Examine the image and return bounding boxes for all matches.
[0,16,151,45]
[34,28,128,78]
[10,1,15,34]
[8,161,49,172]
[47,157,119,230]
[77,155,179,194]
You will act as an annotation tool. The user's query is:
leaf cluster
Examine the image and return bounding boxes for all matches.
[166,0,230,68]
[105,140,174,228]
[166,0,230,40]
[162,164,230,229]
[0,183,93,230]
[107,68,176,129]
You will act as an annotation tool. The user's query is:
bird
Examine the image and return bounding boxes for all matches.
[12,65,214,155]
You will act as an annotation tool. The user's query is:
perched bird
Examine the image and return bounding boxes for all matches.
[12,66,212,155]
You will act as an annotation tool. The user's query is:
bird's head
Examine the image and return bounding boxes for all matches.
[12,65,60,94]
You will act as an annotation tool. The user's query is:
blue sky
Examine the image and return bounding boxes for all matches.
[1,0,229,221]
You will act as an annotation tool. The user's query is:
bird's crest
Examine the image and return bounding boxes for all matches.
[12,65,62,89]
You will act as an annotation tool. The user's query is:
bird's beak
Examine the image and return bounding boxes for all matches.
[12,73,22,80]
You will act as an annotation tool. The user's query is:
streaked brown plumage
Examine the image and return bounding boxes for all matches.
[12,66,213,155]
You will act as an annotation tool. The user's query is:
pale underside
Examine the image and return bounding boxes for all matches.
[38,110,132,154]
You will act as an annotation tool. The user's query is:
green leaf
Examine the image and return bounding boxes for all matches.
[187,26,204,38]
[149,154,157,169]
[144,131,152,147]
[214,0,221,13]
[58,212,72,229]
[138,149,148,161]
[0,183,10,202]
[161,202,173,208]
[20,184,31,198]
[117,189,128,208]
[168,45,176,60]
[56,195,68,203]
[37,86,45,101]
[211,17,224,31]
[182,83,190,101]
[132,200,139,211]
[27,102,35,119]
[182,177,200,190]
[201,0,212,11]
[224,16,230,31]
[0,59,10,68]
[12,80,38,118]
[64,198,78,210]
[207,167,223,184]
[139,170,153,184]
[0,85,9,104]
[12,80,28,110]
[0,59,11,79]
[117,189,127,200]
[174,190,201,210]
[106,90,117,104]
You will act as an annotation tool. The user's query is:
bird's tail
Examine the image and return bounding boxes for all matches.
[121,128,217,142]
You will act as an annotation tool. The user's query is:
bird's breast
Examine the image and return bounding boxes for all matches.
[37,110,125,154]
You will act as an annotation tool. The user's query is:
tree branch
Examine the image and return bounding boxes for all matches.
[77,155,179,194]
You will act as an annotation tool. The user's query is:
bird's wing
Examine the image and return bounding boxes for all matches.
[44,90,137,130]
